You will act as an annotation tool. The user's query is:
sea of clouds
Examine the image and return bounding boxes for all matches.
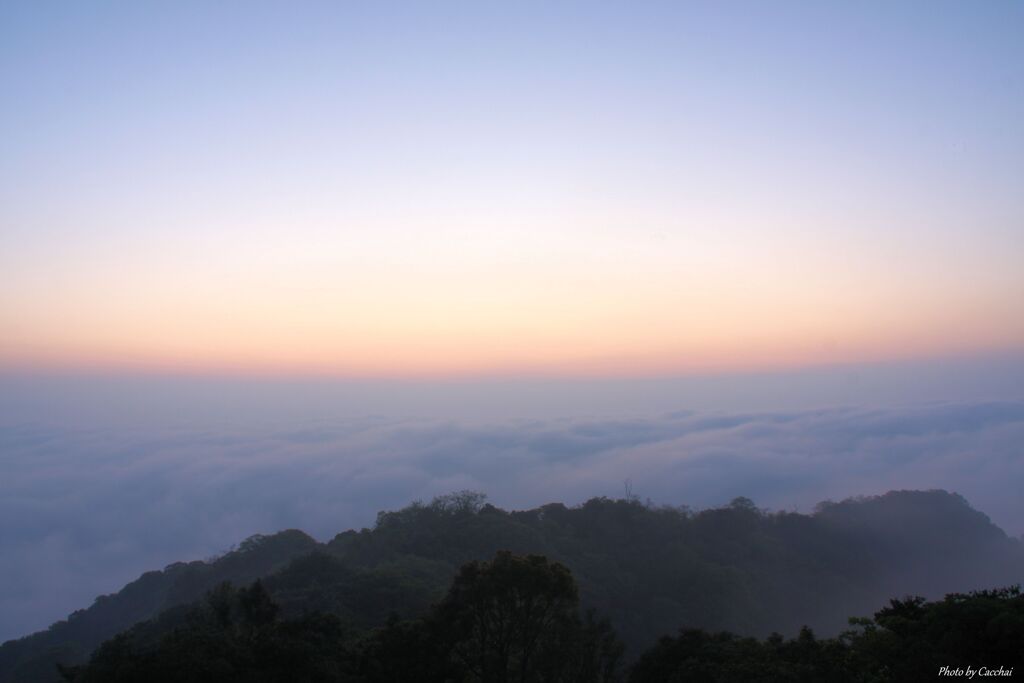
[2,387,1023,643]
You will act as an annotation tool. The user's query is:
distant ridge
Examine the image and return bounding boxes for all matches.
[2,489,1022,682]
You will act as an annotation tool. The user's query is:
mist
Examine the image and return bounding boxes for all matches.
[2,356,1023,643]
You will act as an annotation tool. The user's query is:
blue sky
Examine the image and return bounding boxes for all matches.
[2,1,1022,374]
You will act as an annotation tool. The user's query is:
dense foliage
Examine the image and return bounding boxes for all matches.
[61,560,1023,682]
[61,552,624,682]
[2,489,1022,682]
[629,587,1024,682]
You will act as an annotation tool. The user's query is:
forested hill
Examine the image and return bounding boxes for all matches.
[3,489,1023,682]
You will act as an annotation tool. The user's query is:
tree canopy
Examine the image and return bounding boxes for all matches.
[3,489,1022,682]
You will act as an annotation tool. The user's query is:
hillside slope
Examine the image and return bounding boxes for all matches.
[2,489,1022,682]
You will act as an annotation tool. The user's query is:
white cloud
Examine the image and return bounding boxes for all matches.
[1,400,1023,642]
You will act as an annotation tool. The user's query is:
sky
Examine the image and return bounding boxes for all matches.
[2,1,1022,375]
[1,0,1024,645]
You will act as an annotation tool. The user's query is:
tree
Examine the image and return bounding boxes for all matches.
[359,551,622,682]
[438,551,580,682]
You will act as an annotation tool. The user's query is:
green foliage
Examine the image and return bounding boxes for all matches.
[437,552,584,681]
[629,627,857,683]
[66,553,623,683]
[4,489,1024,682]
[359,551,623,682]
[262,552,439,628]
[53,560,1024,683]
[629,587,1024,683]
[63,582,360,683]
[844,586,1024,681]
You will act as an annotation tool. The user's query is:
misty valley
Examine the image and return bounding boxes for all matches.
[2,489,1021,682]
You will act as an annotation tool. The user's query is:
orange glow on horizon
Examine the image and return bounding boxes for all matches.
[4,1,1023,383]
[3,252,1022,379]
[3,310,1021,380]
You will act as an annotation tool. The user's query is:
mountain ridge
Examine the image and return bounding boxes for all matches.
[3,488,1022,682]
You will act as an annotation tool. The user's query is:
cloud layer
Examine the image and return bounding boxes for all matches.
[2,400,1023,642]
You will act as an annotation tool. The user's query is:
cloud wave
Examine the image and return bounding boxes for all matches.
[2,400,1023,642]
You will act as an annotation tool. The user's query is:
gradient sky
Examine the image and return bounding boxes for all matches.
[3,2,1024,644]
[2,1,1022,376]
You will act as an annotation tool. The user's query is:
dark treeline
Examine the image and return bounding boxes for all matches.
[2,489,1023,682]
[61,554,1024,682]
